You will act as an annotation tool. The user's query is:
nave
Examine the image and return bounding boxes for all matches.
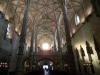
[0,0,100,75]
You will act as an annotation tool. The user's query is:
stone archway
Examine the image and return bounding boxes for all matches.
[37,58,54,70]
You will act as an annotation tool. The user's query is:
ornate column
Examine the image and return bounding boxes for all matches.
[59,0,77,74]
[28,18,37,70]
[28,26,34,71]
[54,30,57,52]
[53,12,63,69]
[15,0,30,75]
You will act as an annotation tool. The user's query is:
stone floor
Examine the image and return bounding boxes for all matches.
[25,70,74,75]
[0,70,75,75]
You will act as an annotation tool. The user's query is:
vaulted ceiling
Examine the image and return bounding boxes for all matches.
[0,0,92,48]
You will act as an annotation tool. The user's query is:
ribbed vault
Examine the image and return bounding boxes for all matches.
[0,0,92,48]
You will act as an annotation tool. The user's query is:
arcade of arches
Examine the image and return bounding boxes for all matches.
[0,0,100,75]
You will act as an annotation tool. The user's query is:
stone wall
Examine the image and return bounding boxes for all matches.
[71,14,100,75]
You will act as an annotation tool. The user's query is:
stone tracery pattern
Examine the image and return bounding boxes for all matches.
[0,0,89,48]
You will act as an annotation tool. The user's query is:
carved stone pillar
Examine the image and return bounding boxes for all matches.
[15,0,30,75]
[59,0,77,74]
